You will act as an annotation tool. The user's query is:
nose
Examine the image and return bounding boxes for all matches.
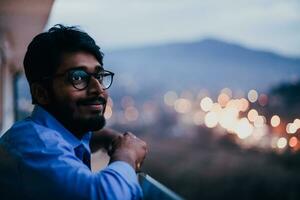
[87,76,105,95]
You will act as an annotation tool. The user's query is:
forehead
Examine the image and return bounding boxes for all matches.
[57,51,102,73]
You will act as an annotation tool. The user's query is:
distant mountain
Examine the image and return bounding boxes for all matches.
[105,38,300,98]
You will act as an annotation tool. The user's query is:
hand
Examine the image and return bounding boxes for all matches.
[109,132,148,171]
[90,128,122,153]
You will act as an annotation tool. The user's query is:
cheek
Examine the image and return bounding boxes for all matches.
[51,82,82,108]
[64,92,84,109]
[104,91,109,100]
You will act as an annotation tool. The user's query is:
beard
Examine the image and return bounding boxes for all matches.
[74,114,106,132]
[45,95,107,138]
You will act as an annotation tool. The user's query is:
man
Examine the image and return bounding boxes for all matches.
[0,24,147,200]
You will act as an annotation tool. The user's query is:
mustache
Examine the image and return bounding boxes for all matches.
[77,96,107,106]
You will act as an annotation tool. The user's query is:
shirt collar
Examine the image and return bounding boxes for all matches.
[31,105,92,153]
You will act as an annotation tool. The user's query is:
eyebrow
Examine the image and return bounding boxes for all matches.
[95,65,104,72]
[64,65,104,73]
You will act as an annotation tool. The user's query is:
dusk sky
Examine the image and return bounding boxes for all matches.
[47,0,300,57]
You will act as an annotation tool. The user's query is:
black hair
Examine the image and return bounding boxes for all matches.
[23,24,104,104]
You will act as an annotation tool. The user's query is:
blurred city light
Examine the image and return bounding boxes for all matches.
[111,87,299,152]
[235,118,253,139]
[287,123,297,134]
[247,89,258,103]
[121,96,135,108]
[289,136,298,148]
[220,88,232,98]
[124,106,139,121]
[204,111,218,128]
[247,109,258,122]
[174,98,192,114]
[258,93,268,106]
[217,93,230,107]
[294,119,300,128]
[238,98,249,112]
[270,115,280,127]
[200,97,213,112]
[254,116,266,128]
[164,91,178,106]
[277,137,287,149]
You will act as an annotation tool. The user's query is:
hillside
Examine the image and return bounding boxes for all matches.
[105,38,300,96]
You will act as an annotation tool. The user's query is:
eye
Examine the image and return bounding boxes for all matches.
[72,75,82,81]
[95,73,104,81]
[70,70,88,83]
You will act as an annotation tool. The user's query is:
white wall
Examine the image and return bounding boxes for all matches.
[1,65,14,134]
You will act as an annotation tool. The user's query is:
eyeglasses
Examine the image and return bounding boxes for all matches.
[54,69,114,90]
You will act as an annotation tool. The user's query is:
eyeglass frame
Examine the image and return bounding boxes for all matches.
[41,68,115,90]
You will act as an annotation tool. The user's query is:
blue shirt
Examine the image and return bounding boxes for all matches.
[0,106,143,200]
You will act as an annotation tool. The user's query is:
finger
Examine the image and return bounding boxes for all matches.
[136,162,142,172]
[124,132,137,139]
[123,131,133,136]
[136,162,141,169]
[136,157,146,172]
[108,135,122,156]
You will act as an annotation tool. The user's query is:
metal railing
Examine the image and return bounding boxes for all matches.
[138,173,184,200]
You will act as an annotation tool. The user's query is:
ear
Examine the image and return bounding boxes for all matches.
[31,83,51,105]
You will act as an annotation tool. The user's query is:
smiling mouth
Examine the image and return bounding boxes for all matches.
[79,98,106,114]
[85,104,103,109]
[81,103,104,112]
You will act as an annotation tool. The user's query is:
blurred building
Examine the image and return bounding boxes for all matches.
[0,0,54,133]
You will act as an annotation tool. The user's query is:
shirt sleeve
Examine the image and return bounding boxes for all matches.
[13,126,143,200]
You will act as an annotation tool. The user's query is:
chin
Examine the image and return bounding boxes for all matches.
[81,115,106,132]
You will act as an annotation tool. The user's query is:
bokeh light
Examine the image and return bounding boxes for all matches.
[294,119,300,129]
[289,136,298,148]
[258,94,268,106]
[234,118,253,139]
[221,88,232,98]
[121,96,135,108]
[254,116,266,128]
[270,115,280,127]
[164,91,178,106]
[238,98,249,112]
[247,89,258,103]
[247,109,258,122]
[277,137,287,149]
[210,103,222,113]
[287,123,297,134]
[219,107,239,130]
[200,97,213,112]
[174,98,192,114]
[124,106,139,121]
[218,93,230,107]
[204,112,218,128]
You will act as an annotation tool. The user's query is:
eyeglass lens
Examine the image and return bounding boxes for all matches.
[68,70,113,90]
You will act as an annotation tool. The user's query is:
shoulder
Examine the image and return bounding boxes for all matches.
[1,118,73,153]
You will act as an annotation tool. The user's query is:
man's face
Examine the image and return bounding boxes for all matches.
[46,51,108,136]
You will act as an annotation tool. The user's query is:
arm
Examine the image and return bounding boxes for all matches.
[15,127,146,200]
[90,129,147,171]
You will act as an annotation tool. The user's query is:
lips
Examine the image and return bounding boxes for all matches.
[78,97,107,113]
[85,104,104,111]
